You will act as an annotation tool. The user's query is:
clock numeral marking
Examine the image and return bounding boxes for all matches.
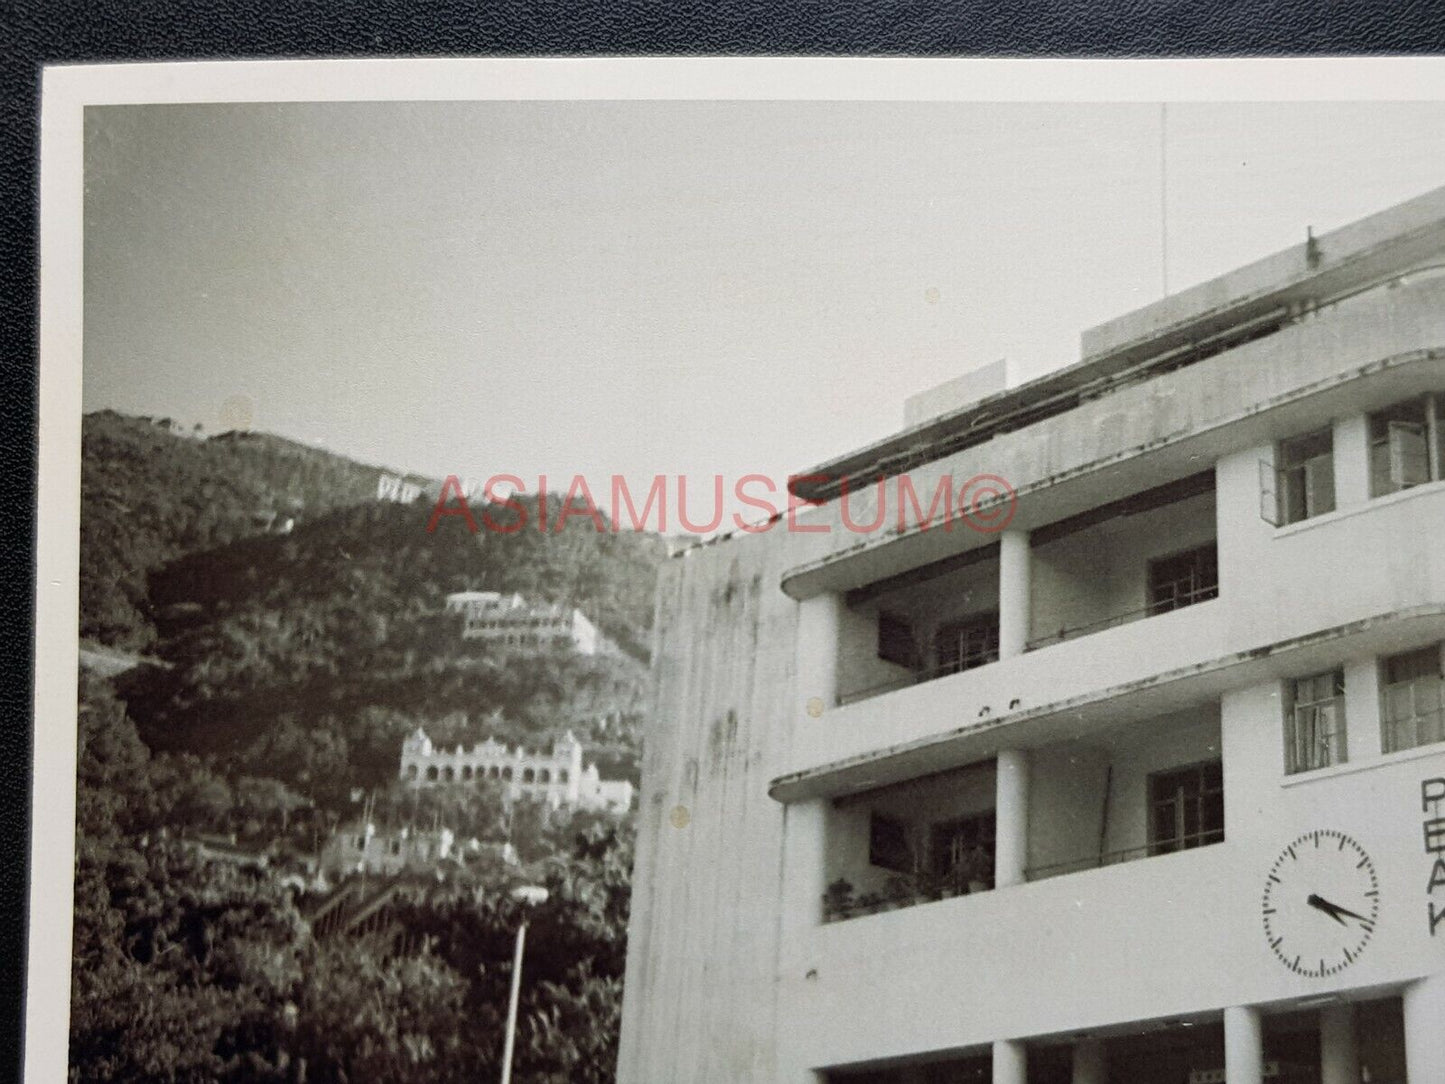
[1268,874,1281,884]
[1357,858,1369,869]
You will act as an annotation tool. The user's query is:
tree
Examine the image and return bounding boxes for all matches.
[292,941,471,1084]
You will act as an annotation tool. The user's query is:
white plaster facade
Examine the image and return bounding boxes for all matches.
[619,188,1445,1083]
[443,590,601,655]
[399,727,634,812]
[319,821,455,879]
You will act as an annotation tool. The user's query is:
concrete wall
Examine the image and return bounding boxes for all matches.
[617,533,826,1083]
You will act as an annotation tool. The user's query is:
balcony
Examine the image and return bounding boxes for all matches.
[835,548,1000,707]
[818,706,1222,923]
[829,473,1217,711]
[1026,473,1216,650]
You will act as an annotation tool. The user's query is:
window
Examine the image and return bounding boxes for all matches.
[1148,761,1224,854]
[928,811,996,888]
[522,768,535,783]
[1285,670,1346,774]
[1276,429,1336,524]
[462,765,473,780]
[868,813,913,872]
[1370,394,1444,497]
[1147,544,1219,615]
[1381,644,1445,753]
[426,766,439,782]
[558,769,569,784]
[539,769,551,784]
[935,613,999,675]
[406,764,418,780]
[443,766,455,781]
[877,612,919,669]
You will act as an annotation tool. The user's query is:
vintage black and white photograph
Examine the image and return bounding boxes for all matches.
[31,60,1445,1084]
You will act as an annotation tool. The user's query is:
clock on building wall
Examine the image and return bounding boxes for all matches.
[1261,830,1380,979]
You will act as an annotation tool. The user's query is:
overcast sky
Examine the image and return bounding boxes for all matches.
[83,100,1445,518]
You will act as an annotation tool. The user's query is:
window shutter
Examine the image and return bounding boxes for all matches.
[1258,459,1280,525]
[1388,421,1429,487]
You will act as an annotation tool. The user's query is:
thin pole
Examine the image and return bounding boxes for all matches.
[500,918,527,1084]
[1160,102,1169,296]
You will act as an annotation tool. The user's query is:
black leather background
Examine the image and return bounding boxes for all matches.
[7,3,1445,1080]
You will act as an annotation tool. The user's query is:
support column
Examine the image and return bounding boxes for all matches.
[998,529,1032,659]
[779,799,830,935]
[796,592,844,714]
[1319,1003,1358,1084]
[1224,1005,1263,1084]
[1404,973,1445,1084]
[1332,413,1371,510]
[1341,656,1383,762]
[992,1039,1027,1084]
[1071,1037,1106,1084]
[995,748,1030,888]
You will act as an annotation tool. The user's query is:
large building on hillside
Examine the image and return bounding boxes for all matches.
[618,189,1445,1083]
[444,590,602,655]
[400,727,634,812]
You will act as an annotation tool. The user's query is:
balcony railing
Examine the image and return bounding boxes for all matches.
[1024,583,1219,651]
[1024,828,1224,882]
[837,652,999,707]
[821,871,994,924]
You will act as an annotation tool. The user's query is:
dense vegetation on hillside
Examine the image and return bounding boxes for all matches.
[84,411,663,801]
[73,674,632,1083]
[81,411,408,649]
[73,411,665,1081]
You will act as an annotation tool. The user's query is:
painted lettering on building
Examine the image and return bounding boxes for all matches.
[1424,777,1445,936]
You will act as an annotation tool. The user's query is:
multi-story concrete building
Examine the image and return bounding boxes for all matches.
[399,727,634,812]
[443,590,601,655]
[618,188,1445,1083]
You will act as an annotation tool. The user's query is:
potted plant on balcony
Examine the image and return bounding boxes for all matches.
[883,875,916,911]
[958,844,993,894]
[822,878,855,923]
[913,867,947,903]
[855,889,886,916]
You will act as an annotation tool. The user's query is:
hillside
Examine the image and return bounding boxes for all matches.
[81,410,425,649]
[83,411,666,808]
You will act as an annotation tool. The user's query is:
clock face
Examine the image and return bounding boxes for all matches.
[1262,829,1379,979]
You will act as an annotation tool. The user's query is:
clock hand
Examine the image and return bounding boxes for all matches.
[1306,893,1369,926]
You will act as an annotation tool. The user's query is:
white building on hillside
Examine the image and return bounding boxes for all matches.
[619,188,1445,1083]
[319,822,456,879]
[444,591,601,655]
[400,727,634,812]
[377,472,423,503]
